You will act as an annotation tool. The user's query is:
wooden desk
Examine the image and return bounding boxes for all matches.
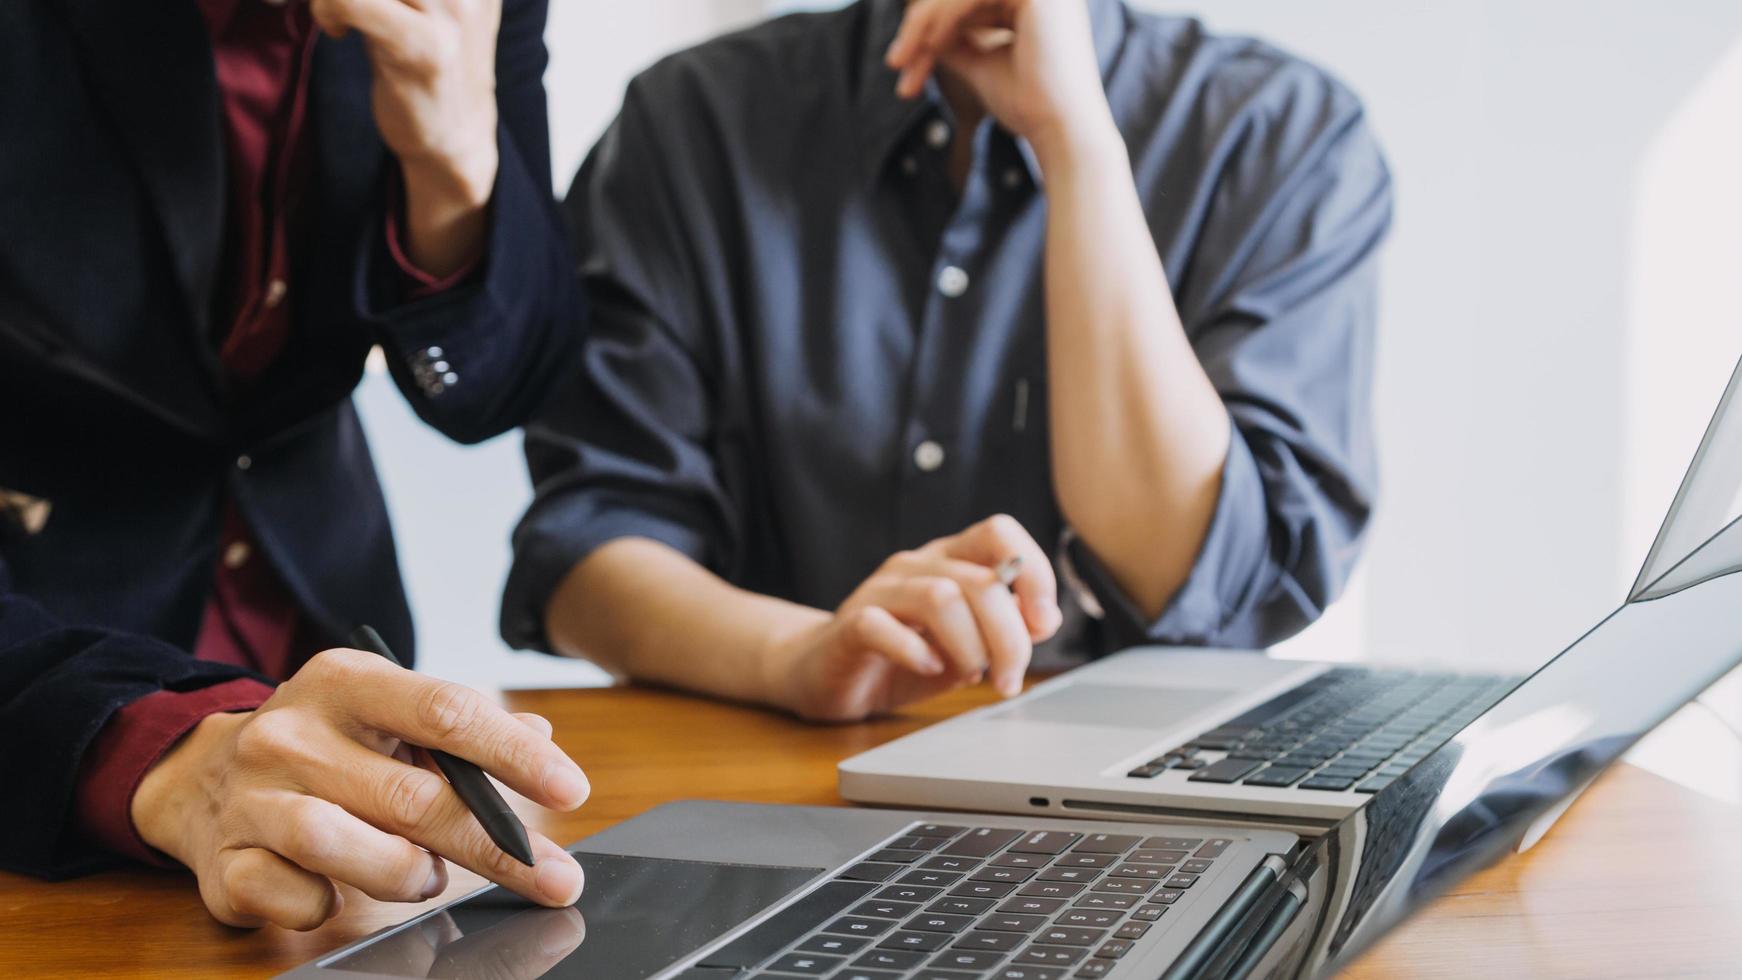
[3,684,1739,978]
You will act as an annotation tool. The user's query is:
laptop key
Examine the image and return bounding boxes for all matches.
[1299,775,1357,791]
[1093,939,1134,959]
[1194,839,1233,859]
[972,866,1036,884]
[1355,777,1394,793]
[975,912,1047,933]
[879,930,951,952]
[906,913,976,933]
[1108,863,1170,879]
[1130,906,1167,921]
[910,970,977,980]
[763,952,842,974]
[943,828,1025,857]
[868,849,928,864]
[1073,961,1113,978]
[1140,837,1203,850]
[1186,758,1263,783]
[853,948,926,970]
[900,870,964,888]
[1164,874,1199,889]
[1126,763,1167,778]
[1015,945,1087,966]
[875,884,941,903]
[851,899,919,919]
[1054,853,1115,869]
[950,881,1017,899]
[1128,849,1188,864]
[912,824,967,837]
[839,863,904,882]
[923,856,982,873]
[830,970,901,980]
[1037,926,1108,947]
[999,896,1066,915]
[1113,921,1151,940]
[1009,831,1081,855]
[1018,881,1084,898]
[1178,860,1213,875]
[1036,867,1097,883]
[1072,893,1139,910]
[990,852,1049,869]
[931,949,1008,971]
[1058,909,1121,928]
[1147,889,1184,905]
[928,896,994,915]
[1072,833,1140,854]
[994,969,1066,980]
[954,930,1026,951]
[823,916,897,937]
[1091,878,1154,895]
[1242,766,1311,787]
[796,933,869,955]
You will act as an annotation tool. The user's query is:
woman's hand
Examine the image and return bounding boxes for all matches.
[132,648,590,930]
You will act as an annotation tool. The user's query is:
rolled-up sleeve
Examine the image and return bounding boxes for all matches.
[499,81,737,652]
[1070,64,1392,650]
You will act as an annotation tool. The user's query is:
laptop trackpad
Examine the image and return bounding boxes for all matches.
[991,683,1238,729]
[325,852,819,979]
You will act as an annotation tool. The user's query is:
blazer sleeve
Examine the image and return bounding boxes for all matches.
[355,0,579,445]
[0,557,264,880]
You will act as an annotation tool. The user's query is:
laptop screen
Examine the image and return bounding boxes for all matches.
[1243,361,1742,978]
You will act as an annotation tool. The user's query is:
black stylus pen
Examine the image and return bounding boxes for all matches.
[347,626,536,867]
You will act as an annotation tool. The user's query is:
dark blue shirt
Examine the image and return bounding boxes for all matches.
[503,0,1392,659]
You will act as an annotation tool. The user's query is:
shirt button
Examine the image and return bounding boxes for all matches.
[1003,166,1024,189]
[937,265,970,298]
[223,541,251,570]
[914,440,946,472]
[235,454,253,471]
[424,346,444,360]
[263,278,288,309]
[900,154,919,176]
[925,119,951,149]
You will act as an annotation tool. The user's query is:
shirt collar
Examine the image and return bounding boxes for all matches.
[855,0,1128,184]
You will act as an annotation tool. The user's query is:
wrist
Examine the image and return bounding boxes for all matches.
[1028,112,1125,180]
[756,613,831,715]
[398,140,498,278]
[132,710,244,864]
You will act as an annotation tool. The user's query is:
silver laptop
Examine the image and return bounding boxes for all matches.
[285,473,1742,979]
[838,356,1742,833]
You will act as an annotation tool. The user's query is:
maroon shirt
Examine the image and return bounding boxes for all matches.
[76,0,473,864]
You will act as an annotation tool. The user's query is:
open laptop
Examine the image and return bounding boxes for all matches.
[285,363,1742,980]
[836,357,1742,832]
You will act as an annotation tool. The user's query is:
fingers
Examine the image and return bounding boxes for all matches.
[304,736,584,908]
[887,0,1013,95]
[259,792,447,904]
[877,575,991,682]
[513,712,554,740]
[208,847,342,931]
[878,555,1031,696]
[302,649,589,812]
[309,0,430,63]
[840,605,946,677]
[939,514,1062,641]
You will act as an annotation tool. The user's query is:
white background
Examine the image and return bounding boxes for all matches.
[354,1,1742,791]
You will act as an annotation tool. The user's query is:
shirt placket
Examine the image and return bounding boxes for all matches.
[894,115,1005,546]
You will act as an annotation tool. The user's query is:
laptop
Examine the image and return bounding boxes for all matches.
[284,364,1742,980]
[836,357,1742,832]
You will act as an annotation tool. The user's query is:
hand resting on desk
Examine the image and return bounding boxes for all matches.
[131,648,590,930]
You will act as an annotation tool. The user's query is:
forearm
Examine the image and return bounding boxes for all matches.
[542,538,826,708]
[1036,124,1230,618]
[399,148,494,279]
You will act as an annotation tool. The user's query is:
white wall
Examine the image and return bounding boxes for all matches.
[359,2,1742,706]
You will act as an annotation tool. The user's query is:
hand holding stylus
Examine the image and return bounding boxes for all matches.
[130,645,590,930]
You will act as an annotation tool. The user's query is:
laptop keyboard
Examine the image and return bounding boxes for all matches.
[716,822,1236,979]
[1125,668,1517,793]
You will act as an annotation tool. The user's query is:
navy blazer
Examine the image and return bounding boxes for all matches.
[0,0,575,879]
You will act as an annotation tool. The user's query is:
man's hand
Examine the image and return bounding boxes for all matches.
[886,0,1116,166]
[769,515,1063,722]
[132,649,590,931]
[310,0,501,276]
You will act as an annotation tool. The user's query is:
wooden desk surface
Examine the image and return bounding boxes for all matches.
[3,684,1740,978]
